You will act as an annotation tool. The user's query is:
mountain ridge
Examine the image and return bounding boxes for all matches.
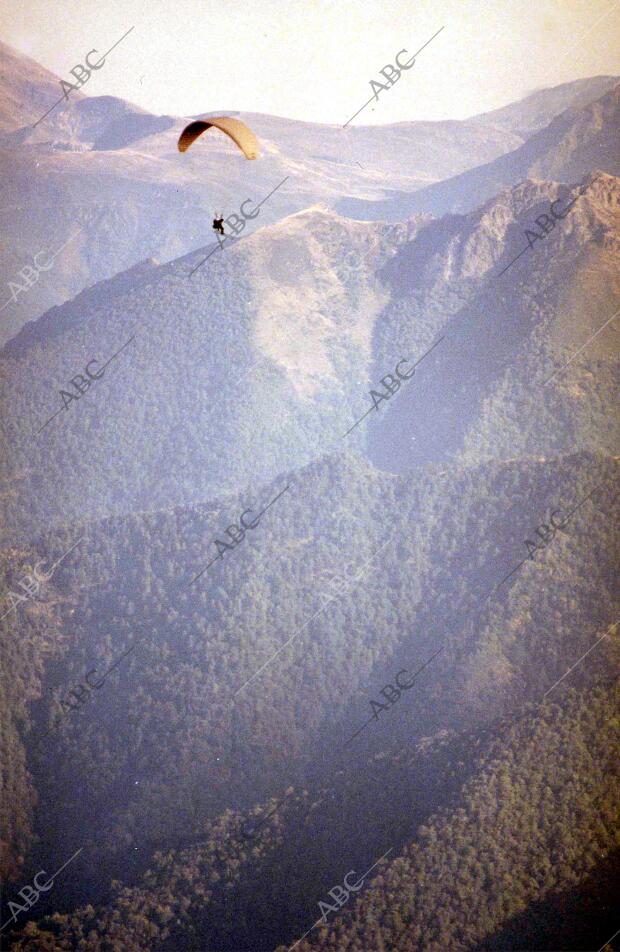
[337,81,620,220]
[1,36,617,344]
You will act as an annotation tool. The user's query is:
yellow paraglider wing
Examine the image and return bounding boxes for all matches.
[177,117,259,160]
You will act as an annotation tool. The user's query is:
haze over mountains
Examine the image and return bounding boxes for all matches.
[340,79,620,219]
[2,450,618,949]
[1,168,618,542]
[0,37,618,952]
[0,38,617,344]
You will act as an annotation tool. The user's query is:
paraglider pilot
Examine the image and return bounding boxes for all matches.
[212,213,225,236]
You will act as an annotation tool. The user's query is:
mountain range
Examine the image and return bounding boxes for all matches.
[0,38,618,952]
[338,79,620,219]
[1,169,618,543]
[0,36,617,346]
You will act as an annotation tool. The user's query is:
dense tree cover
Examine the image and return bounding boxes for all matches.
[0,212,401,546]
[473,845,620,951]
[0,533,85,879]
[3,729,465,950]
[2,176,618,937]
[280,683,620,952]
[0,75,618,952]
[1,449,617,935]
[1,176,617,546]
[368,182,620,475]
[7,683,618,950]
[457,238,620,467]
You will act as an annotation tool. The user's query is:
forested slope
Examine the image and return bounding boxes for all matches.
[1,449,617,941]
[282,683,620,952]
[1,173,618,544]
[8,684,619,951]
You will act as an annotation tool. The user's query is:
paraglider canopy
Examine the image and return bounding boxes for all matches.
[177,117,259,159]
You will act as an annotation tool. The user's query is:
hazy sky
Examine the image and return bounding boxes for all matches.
[2,0,619,124]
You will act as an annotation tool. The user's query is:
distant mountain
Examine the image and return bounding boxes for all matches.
[1,171,618,544]
[0,39,525,345]
[366,171,620,472]
[338,82,620,220]
[1,36,618,952]
[469,74,619,138]
[0,40,87,131]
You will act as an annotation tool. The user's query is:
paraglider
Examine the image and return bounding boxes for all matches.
[177,116,260,160]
